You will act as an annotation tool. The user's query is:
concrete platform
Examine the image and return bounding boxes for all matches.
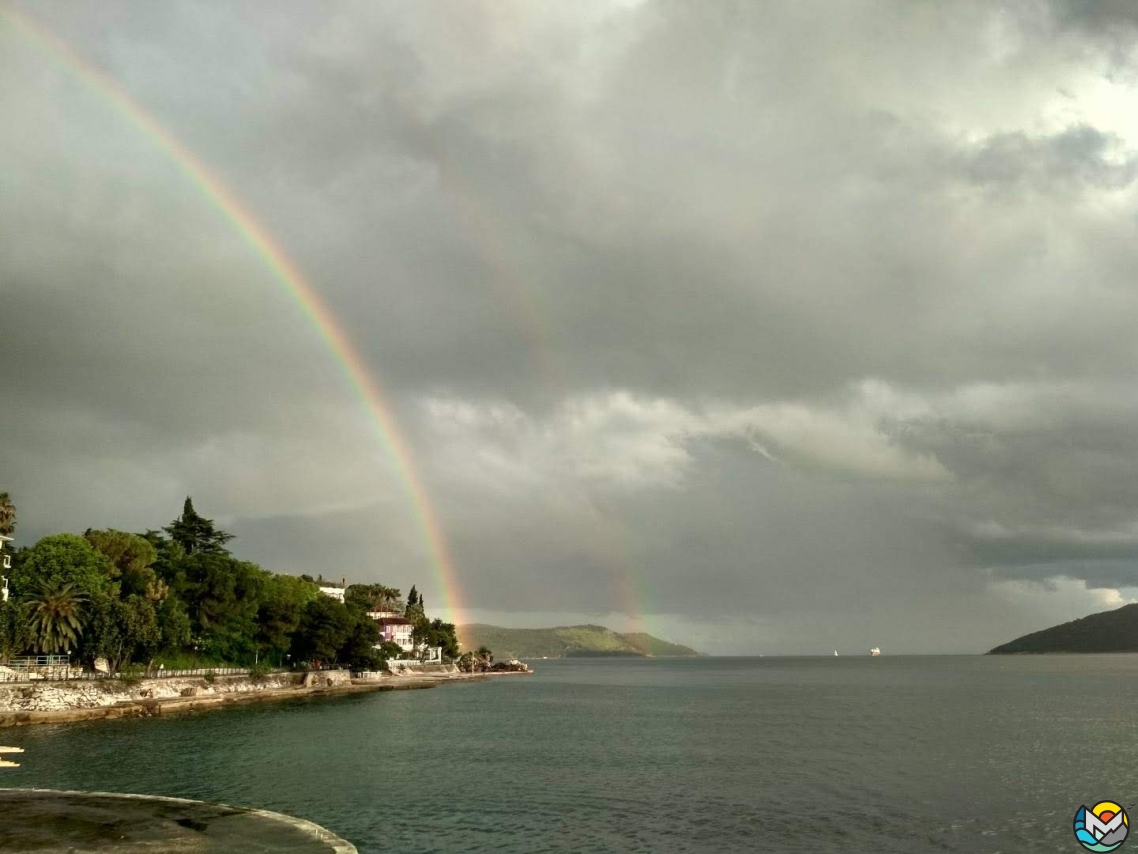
[0,789,357,852]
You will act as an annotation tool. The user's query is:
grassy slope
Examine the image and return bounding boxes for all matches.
[456,624,700,659]
[618,632,701,657]
[988,602,1138,653]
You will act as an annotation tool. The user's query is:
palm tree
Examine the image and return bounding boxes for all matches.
[373,585,402,612]
[0,493,15,537]
[26,581,86,654]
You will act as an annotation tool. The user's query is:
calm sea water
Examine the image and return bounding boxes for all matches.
[5,656,1138,852]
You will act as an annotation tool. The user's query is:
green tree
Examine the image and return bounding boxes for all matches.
[163,497,234,556]
[345,583,402,614]
[141,530,186,574]
[257,574,318,660]
[0,492,15,537]
[0,600,31,662]
[84,529,160,598]
[404,585,425,623]
[26,580,86,654]
[157,596,192,653]
[437,619,459,658]
[339,612,383,670]
[11,534,116,600]
[85,594,160,671]
[413,617,460,659]
[172,553,266,663]
[291,595,354,664]
[376,640,402,663]
[376,585,402,611]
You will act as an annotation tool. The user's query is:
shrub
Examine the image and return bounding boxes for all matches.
[248,661,272,682]
[119,663,146,685]
[203,670,216,684]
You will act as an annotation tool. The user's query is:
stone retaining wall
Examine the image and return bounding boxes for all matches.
[0,668,513,728]
[0,673,302,714]
[301,670,352,688]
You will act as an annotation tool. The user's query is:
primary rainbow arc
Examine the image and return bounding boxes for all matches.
[2,6,464,622]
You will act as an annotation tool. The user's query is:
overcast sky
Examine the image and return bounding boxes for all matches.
[5,1,1138,654]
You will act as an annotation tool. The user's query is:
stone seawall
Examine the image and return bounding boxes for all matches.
[0,669,505,728]
[0,673,302,714]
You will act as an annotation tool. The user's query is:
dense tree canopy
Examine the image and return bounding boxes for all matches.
[0,495,461,672]
[84,594,160,670]
[345,583,402,613]
[84,529,162,599]
[0,600,32,662]
[257,573,318,660]
[414,618,460,659]
[291,595,354,664]
[10,534,116,600]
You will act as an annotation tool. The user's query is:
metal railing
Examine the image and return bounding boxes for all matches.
[149,667,252,678]
[1,655,73,682]
[7,655,71,669]
[0,664,285,684]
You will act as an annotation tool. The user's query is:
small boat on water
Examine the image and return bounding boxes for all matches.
[869,647,881,656]
[834,650,839,657]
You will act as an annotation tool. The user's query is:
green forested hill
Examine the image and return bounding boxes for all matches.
[456,624,701,659]
[988,603,1138,654]
[619,632,702,657]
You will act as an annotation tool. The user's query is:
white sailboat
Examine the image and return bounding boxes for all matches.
[834,650,839,656]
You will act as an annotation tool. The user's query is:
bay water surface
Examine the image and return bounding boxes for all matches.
[6,655,1138,852]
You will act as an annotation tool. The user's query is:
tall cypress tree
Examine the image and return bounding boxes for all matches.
[163,497,234,556]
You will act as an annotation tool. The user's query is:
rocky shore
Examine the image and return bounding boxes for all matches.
[0,667,529,728]
[0,788,359,853]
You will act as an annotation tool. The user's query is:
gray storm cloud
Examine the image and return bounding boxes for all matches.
[4,0,1138,652]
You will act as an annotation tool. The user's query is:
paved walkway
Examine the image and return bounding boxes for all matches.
[0,789,356,852]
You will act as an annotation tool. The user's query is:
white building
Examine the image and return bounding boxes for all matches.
[0,535,10,603]
[315,577,346,602]
[366,609,402,621]
[376,617,415,653]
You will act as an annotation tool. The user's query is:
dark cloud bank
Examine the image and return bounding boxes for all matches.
[4,0,1138,653]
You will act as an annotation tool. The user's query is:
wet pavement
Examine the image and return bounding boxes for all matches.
[0,789,356,852]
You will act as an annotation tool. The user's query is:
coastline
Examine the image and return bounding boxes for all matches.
[0,669,532,729]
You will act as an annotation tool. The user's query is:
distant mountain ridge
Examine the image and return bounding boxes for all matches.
[988,603,1138,654]
[456,624,701,659]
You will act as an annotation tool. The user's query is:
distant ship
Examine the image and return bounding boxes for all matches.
[834,650,839,657]
[869,647,881,656]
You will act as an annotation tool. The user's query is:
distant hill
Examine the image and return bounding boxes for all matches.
[456,624,701,659]
[988,603,1138,654]
[618,632,702,657]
